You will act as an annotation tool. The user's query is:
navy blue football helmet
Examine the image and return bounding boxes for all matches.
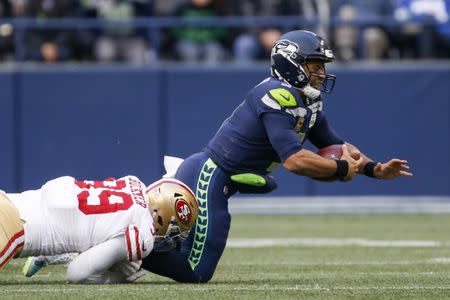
[271,30,336,98]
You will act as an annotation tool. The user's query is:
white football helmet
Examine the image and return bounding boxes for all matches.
[145,178,198,251]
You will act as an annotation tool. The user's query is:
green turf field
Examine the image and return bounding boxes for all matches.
[2,214,450,299]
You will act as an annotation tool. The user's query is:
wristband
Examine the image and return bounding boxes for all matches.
[334,160,349,179]
[363,161,378,178]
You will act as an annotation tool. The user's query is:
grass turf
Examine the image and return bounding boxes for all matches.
[1,214,450,299]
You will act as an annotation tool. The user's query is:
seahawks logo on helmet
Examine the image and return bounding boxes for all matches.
[271,39,299,60]
[271,30,337,93]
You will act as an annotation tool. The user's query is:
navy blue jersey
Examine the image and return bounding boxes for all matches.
[205,76,344,174]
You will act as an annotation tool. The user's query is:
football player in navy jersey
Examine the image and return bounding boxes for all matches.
[142,30,412,283]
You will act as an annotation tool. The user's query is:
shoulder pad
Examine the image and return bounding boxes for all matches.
[268,88,298,107]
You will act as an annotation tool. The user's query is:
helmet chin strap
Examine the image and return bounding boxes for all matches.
[272,61,321,100]
[299,84,321,100]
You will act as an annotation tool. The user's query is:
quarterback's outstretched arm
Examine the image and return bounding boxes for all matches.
[345,142,413,179]
[283,144,363,181]
[66,236,127,283]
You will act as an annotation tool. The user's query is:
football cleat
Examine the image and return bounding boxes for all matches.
[22,256,48,277]
[22,253,78,277]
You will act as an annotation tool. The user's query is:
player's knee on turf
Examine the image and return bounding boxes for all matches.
[143,252,216,283]
[173,267,214,283]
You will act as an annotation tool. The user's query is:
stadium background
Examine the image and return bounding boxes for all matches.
[1,62,449,197]
[0,1,449,199]
[1,2,450,298]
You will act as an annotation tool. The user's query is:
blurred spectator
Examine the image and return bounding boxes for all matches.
[394,0,450,58]
[0,0,13,62]
[332,0,394,62]
[153,0,184,16]
[167,0,229,63]
[230,0,300,63]
[88,0,154,64]
[301,0,332,42]
[230,0,332,63]
[11,0,86,63]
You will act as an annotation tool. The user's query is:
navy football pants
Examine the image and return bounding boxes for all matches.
[141,152,236,283]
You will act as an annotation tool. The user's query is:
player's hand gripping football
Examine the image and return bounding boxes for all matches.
[373,159,413,179]
[340,144,363,181]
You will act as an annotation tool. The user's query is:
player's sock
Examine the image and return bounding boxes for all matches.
[46,253,78,265]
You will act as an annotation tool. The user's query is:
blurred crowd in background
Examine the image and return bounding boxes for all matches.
[0,0,449,64]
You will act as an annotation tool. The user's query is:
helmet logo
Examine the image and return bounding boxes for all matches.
[175,199,192,225]
[272,39,299,58]
[320,40,325,53]
[324,49,334,59]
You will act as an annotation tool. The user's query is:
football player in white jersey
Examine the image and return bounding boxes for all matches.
[0,176,198,284]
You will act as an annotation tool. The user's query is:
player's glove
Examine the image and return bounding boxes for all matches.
[110,260,145,282]
[81,260,146,284]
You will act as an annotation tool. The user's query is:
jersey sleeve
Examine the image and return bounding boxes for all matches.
[124,224,154,262]
[307,111,345,149]
[254,85,305,161]
[262,112,303,162]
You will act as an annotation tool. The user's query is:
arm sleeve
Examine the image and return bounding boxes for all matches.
[66,236,127,283]
[307,112,345,149]
[125,224,153,261]
[261,112,303,162]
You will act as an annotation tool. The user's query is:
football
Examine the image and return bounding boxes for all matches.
[313,144,344,182]
[317,144,343,160]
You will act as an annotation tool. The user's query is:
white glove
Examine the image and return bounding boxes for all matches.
[110,260,146,282]
[81,260,146,284]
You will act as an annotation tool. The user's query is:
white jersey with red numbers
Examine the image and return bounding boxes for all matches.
[7,176,154,262]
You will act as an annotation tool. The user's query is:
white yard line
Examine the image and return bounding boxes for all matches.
[229,196,450,214]
[226,238,444,248]
[190,285,450,292]
[223,258,450,266]
[4,285,450,294]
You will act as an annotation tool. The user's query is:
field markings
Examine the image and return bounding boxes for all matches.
[226,238,447,248]
[230,196,450,214]
[186,284,450,292]
[223,259,450,266]
[3,285,450,294]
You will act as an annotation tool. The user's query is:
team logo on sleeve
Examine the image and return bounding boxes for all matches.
[269,89,297,107]
[175,199,192,225]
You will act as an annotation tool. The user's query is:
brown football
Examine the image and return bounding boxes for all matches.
[317,144,343,160]
[313,144,344,182]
